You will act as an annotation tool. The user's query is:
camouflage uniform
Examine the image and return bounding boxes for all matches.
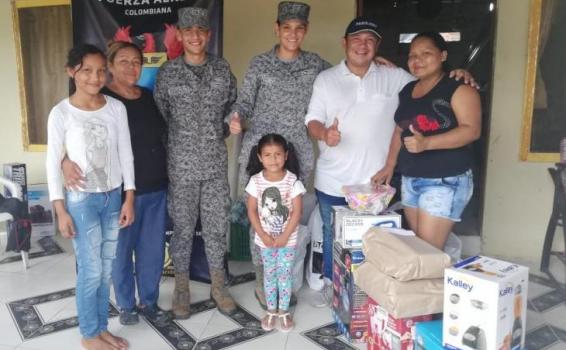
[231,46,330,266]
[154,55,236,272]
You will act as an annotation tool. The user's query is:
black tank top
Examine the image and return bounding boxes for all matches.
[394,75,473,178]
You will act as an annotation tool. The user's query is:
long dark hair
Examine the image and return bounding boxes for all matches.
[411,31,450,72]
[66,44,106,95]
[246,133,300,177]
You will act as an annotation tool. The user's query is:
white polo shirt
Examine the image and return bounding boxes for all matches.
[305,60,414,197]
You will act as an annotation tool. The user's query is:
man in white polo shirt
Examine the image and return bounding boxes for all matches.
[306,17,476,303]
[305,17,414,293]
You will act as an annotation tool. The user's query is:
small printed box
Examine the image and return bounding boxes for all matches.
[332,206,401,248]
[3,163,28,214]
[28,184,55,237]
[332,241,368,343]
[367,297,433,350]
[415,320,446,350]
[443,256,528,350]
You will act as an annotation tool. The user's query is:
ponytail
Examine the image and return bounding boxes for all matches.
[285,142,300,177]
[246,145,263,176]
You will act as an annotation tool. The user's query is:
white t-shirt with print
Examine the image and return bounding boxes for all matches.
[245,170,306,248]
[46,96,135,201]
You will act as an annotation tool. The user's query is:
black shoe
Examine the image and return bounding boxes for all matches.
[139,305,172,324]
[119,308,139,325]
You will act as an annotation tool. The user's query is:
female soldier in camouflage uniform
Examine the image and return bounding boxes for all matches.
[229,1,330,309]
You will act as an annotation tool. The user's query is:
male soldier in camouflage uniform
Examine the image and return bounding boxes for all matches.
[154,6,237,319]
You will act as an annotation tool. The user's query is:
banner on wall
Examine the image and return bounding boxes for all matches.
[71,0,222,90]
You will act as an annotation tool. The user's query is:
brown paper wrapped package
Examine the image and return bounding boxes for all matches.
[353,261,444,318]
[362,228,451,281]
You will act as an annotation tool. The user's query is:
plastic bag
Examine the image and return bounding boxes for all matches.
[444,232,462,263]
[342,183,396,215]
[306,204,324,291]
[229,198,249,226]
[292,224,310,292]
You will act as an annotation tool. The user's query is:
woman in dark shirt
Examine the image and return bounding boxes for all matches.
[372,32,481,250]
[63,41,169,325]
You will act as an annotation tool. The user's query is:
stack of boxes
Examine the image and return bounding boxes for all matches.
[329,202,530,350]
[353,229,448,350]
[331,206,401,343]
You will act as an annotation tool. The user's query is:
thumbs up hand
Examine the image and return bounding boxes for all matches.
[404,124,428,153]
[229,112,243,135]
[324,118,341,147]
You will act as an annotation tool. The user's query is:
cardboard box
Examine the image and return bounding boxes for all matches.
[3,163,28,214]
[443,256,528,350]
[354,262,444,319]
[415,320,446,350]
[367,297,433,350]
[332,241,368,343]
[28,184,55,237]
[332,206,401,248]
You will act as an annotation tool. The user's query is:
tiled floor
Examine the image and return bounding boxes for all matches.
[0,234,565,350]
[523,252,566,350]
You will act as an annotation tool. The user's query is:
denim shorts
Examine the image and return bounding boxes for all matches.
[401,169,473,222]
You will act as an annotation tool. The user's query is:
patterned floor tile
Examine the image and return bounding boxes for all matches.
[526,251,566,349]
[526,325,560,350]
[302,323,358,350]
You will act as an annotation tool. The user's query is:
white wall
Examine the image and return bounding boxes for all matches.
[482,0,558,262]
[0,1,46,184]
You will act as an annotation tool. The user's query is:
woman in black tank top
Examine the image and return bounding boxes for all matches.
[371,32,482,251]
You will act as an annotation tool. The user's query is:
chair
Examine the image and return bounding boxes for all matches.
[540,163,566,273]
[0,176,29,269]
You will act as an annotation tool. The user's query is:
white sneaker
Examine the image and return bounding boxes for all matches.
[310,278,332,308]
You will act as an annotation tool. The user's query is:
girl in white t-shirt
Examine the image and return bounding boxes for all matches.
[245,134,305,332]
[46,44,134,350]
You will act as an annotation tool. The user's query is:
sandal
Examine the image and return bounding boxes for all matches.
[261,311,278,331]
[278,312,294,333]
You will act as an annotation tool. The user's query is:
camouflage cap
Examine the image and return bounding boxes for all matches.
[277,1,310,24]
[177,7,209,29]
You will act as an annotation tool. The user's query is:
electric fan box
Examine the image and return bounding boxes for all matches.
[331,206,401,248]
[443,256,528,350]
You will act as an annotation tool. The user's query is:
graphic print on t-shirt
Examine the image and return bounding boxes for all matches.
[83,118,110,191]
[260,186,289,236]
[431,98,452,129]
[409,98,453,134]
